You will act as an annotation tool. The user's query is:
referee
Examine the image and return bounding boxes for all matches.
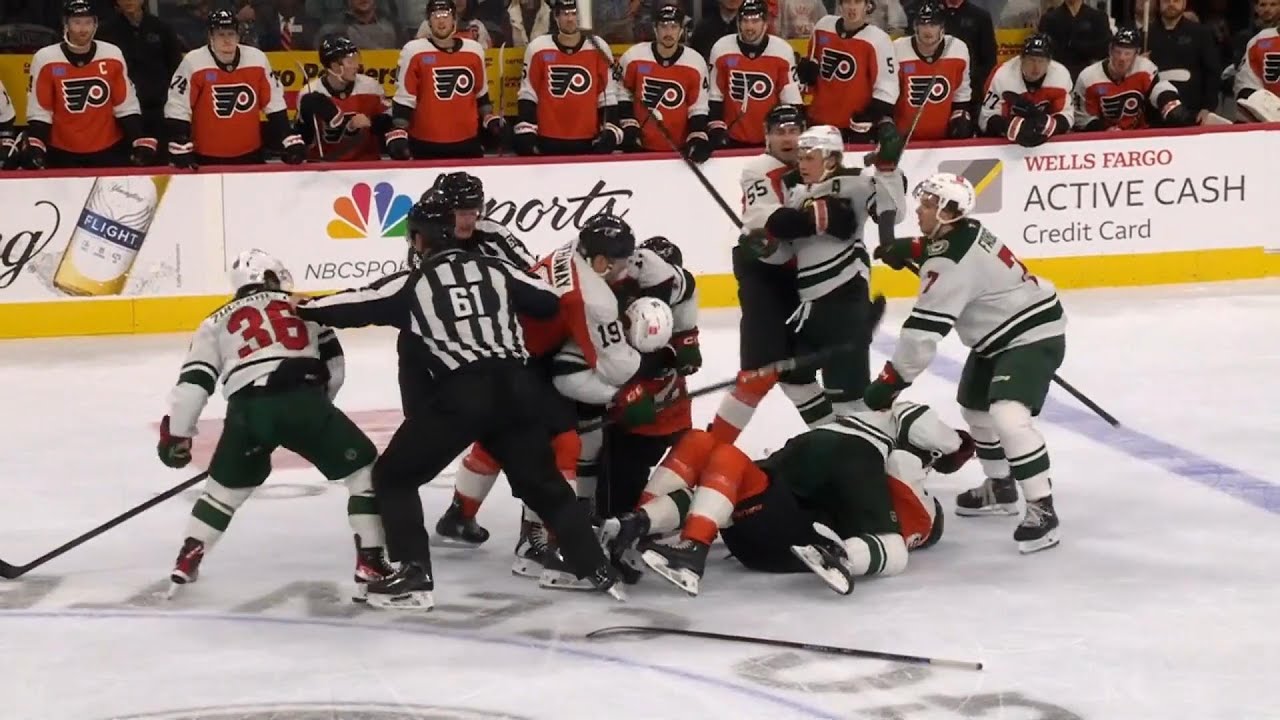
[297,192,622,610]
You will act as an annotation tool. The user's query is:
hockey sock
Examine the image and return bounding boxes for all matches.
[185,477,255,547]
[638,488,692,534]
[454,443,501,518]
[638,430,717,505]
[989,400,1052,500]
[682,444,766,545]
[961,407,1011,479]
[709,370,779,443]
[573,428,595,500]
[343,463,385,548]
[780,382,835,427]
[841,533,909,577]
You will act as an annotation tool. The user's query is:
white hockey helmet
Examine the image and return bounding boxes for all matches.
[796,124,845,156]
[912,172,976,224]
[228,249,294,291]
[624,296,675,353]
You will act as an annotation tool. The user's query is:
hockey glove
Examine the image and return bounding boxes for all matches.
[620,118,642,151]
[707,119,727,148]
[874,236,923,270]
[863,362,910,411]
[482,113,505,149]
[683,131,711,163]
[594,123,623,154]
[168,140,197,170]
[1003,91,1040,118]
[1160,98,1193,127]
[947,109,973,139]
[20,137,46,170]
[1008,113,1050,148]
[863,122,905,171]
[130,137,158,166]
[669,329,702,376]
[513,122,538,156]
[739,228,780,259]
[281,134,307,164]
[765,206,814,240]
[299,92,341,128]
[157,415,193,469]
[611,381,657,427]
[931,430,975,474]
[385,127,411,160]
[796,56,820,86]
[0,133,18,170]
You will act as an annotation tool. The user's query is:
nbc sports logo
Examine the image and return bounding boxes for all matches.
[937,158,1002,215]
[327,182,413,239]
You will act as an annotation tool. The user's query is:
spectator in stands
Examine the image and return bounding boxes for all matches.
[691,0,741,59]
[0,0,62,30]
[1037,0,1110,80]
[0,3,62,52]
[907,0,996,117]
[871,0,908,33]
[96,0,183,156]
[1145,0,1221,123]
[1234,0,1278,66]
[780,0,824,38]
[307,0,401,32]
[169,0,214,49]
[256,0,323,49]
[508,0,550,45]
[319,0,403,47]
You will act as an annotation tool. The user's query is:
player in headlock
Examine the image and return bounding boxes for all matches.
[22,0,157,169]
[164,9,305,168]
[390,0,503,160]
[978,33,1073,147]
[892,1,972,141]
[603,401,974,596]
[1072,27,1190,132]
[797,0,897,143]
[871,173,1068,554]
[295,35,391,162]
[706,0,802,148]
[616,5,712,162]
[515,0,620,156]
[157,249,392,601]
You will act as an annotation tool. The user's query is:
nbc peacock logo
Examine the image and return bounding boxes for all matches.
[326,182,413,240]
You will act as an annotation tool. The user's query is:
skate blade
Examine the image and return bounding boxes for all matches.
[165,581,185,600]
[1018,530,1061,555]
[538,569,596,591]
[511,556,546,578]
[351,583,369,604]
[603,583,628,602]
[955,503,1019,517]
[433,534,485,549]
[790,545,853,595]
[640,549,700,596]
[367,590,435,611]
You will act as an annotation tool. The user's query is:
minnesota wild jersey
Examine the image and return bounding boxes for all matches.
[893,219,1066,382]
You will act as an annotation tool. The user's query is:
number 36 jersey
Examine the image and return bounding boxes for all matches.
[168,289,345,437]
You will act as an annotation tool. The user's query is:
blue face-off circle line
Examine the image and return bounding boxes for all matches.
[0,608,842,720]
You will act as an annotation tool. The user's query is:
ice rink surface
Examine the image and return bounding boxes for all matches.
[2,280,1278,720]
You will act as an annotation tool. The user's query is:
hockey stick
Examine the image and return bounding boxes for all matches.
[495,42,508,156]
[585,626,983,671]
[648,109,744,228]
[296,61,325,161]
[0,471,209,580]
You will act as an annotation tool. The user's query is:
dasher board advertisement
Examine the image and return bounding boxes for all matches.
[0,174,220,303]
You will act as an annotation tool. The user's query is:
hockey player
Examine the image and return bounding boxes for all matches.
[157,249,391,601]
[164,9,305,168]
[978,33,1074,147]
[428,171,536,268]
[0,81,16,170]
[870,173,1067,554]
[606,401,972,596]
[295,35,391,162]
[1072,27,1191,131]
[23,0,157,169]
[1233,25,1280,122]
[616,5,712,162]
[892,2,973,141]
[515,0,620,156]
[706,0,803,148]
[798,0,897,143]
[390,0,503,160]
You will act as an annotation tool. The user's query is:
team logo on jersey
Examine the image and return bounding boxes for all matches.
[818,48,856,81]
[907,75,951,106]
[547,65,593,97]
[1263,52,1280,84]
[1099,90,1145,120]
[211,84,258,118]
[433,67,476,99]
[728,71,775,102]
[328,181,413,240]
[640,76,685,109]
[61,77,110,113]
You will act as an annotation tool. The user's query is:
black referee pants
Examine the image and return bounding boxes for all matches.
[372,359,607,577]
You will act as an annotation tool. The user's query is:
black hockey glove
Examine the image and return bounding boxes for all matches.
[593,123,622,154]
[513,122,538,156]
[385,127,411,160]
[168,140,197,170]
[707,120,727,148]
[1002,91,1040,118]
[20,137,46,170]
[947,110,973,139]
[796,56,820,86]
[481,113,505,150]
[683,131,711,163]
[130,137,158,166]
[299,92,342,129]
[1159,97,1193,127]
[1009,113,1051,148]
[620,118,642,151]
[822,197,858,240]
[0,133,17,170]
[764,207,814,240]
[281,134,306,164]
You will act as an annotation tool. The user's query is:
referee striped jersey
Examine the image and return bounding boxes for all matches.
[472,219,537,269]
[297,249,559,378]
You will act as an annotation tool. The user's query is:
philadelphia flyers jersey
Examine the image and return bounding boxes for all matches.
[393,37,490,144]
[164,45,287,159]
[805,17,897,128]
[518,34,616,142]
[616,43,709,151]
[1073,56,1177,131]
[26,41,141,154]
[978,55,1073,134]
[302,74,387,161]
[707,34,802,145]
[1,76,16,125]
[892,36,970,141]
[1234,28,1280,102]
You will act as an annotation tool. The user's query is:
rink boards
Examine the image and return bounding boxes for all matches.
[1,124,1277,338]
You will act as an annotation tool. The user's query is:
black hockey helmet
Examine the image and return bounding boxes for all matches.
[407,190,459,257]
[737,0,768,22]
[319,35,359,67]
[765,104,807,134]
[63,0,95,19]
[426,0,457,16]
[578,214,636,260]
[549,0,578,15]
[640,236,683,267]
[433,171,485,211]
[913,1,945,26]
[207,8,237,32]
[654,3,685,26]
[1022,32,1052,59]
[1112,26,1142,50]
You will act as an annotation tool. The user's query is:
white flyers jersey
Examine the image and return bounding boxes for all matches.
[168,290,344,437]
[891,220,1065,383]
[624,247,698,333]
[0,80,15,125]
[740,152,792,241]
[978,55,1074,134]
[1072,55,1176,131]
[1236,28,1280,100]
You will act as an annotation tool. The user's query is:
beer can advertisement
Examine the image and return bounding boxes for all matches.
[0,174,221,302]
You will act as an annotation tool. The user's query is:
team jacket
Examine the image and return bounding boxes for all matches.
[978,55,1074,136]
[27,40,144,154]
[805,16,897,128]
[707,34,802,145]
[892,35,971,141]
[393,37,494,144]
[616,42,710,151]
[164,44,291,159]
[1072,56,1179,131]
[518,33,617,142]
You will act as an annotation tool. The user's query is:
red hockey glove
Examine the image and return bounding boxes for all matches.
[931,429,975,474]
[669,329,702,376]
[157,415,193,469]
[611,382,657,427]
[863,362,910,410]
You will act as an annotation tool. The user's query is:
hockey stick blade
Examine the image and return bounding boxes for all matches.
[584,626,983,671]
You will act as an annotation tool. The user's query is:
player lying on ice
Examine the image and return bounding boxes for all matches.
[602,400,975,595]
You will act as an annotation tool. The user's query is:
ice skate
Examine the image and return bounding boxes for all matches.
[351,535,396,603]
[598,511,651,584]
[512,517,552,578]
[1015,495,1060,554]
[365,560,435,610]
[166,537,205,599]
[641,539,709,596]
[955,476,1019,516]
[434,497,490,548]
[790,522,855,595]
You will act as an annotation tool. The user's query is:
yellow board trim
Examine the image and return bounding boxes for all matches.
[2,247,1277,339]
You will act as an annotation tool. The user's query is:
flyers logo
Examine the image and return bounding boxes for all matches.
[547,65,593,97]
[640,77,685,109]
[1264,52,1280,84]
[818,48,856,81]
[1099,90,1145,119]
[728,70,774,102]
[907,75,951,106]
[61,77,110,112]
[433,66,475,99]
[212,83,258,118]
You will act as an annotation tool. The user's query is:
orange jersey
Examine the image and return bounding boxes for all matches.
[393,37,490,144]
[805,17,897,128]
[707,34,802,145]
[518,34,616,142]
[977,55,1074,134]
[303,74,387,161]
[630,373,692,437]
[616,42,710,151]
[26,41,140,153]
[165,45,287,159]
[892,36,971,141]
[1236,28,1280,100]
[1072,56,1176,131]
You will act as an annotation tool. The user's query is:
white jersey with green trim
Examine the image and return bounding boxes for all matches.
[167,289,345,437]
[891,219,1066,382]
[820,400,961,461]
